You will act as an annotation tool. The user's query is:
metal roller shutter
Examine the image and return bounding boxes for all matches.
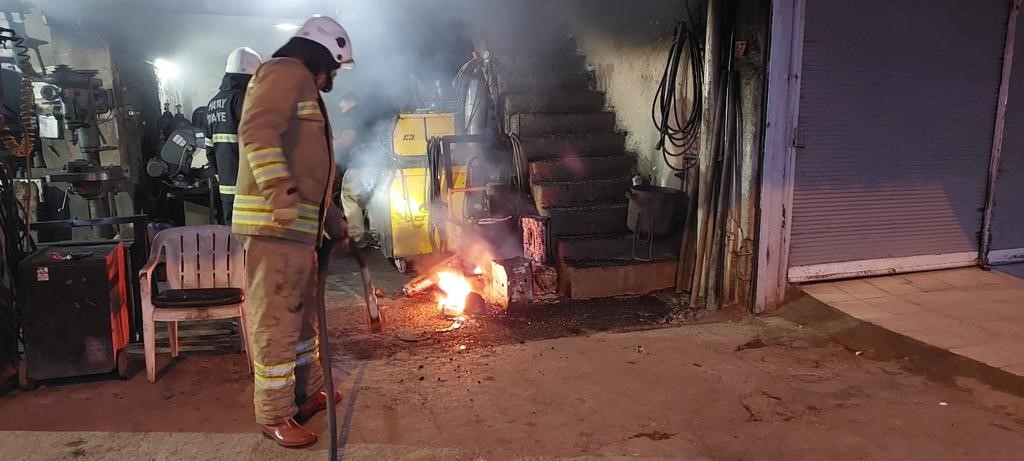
[789,0,1008,281]
[990,13,1024,265]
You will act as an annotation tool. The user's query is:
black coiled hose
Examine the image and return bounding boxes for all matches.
[653,21,704,173]
[426,136,445,253]
[0,27,38,159]
[454,55,507,135]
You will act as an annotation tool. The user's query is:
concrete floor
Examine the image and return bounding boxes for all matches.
[803,267,1024,378]
[2,317,1023,459]
[1,255,1023,459]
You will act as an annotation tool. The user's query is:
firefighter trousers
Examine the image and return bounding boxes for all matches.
[220,193,235,225]
[340,167,379,246]
[242,235,325,425]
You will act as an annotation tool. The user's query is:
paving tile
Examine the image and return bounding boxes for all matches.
[960,269,1007,287]
[864,276,924,296]
[989,339,1024,353]
[904,290,990,312]
[976,321,1024,339]
[972,302,1022,317]
[898,273,955,293]
[951,344,1024,368]
[832,279,891,300]
[979,288,1024,305]
[803,283,855,303]
[985,270,1024,288]
[929,269,989,289]
[830,299,894,321]
[943,305,1021,323]
[1000,362,1024,378]
[907,325,998,350]
[869,311,961,335]
[864,296,928,315]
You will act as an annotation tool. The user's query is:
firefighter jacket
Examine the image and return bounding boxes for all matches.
[204,73,251,198]
[232,58,336,245]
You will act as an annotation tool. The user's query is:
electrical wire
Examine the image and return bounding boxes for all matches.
[454,55,506,134]
[0,159,34,356]
[509,133,526,192]
[653,21,704,173]
[0,27,38,159]
[453,57,482,132]
[426,136,445,252]
[0,27,39,359]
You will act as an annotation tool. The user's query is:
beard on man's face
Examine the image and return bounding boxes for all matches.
[316,75,332,93]
[318,70,339,93]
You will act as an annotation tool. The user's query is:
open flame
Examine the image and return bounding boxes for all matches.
[436,270,472,316]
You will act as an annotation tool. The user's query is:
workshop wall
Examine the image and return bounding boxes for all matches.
[1,6,122,234]
[557,0,701,189]
[2,3,159,232]
[556,0,769,307]
[44,20,139,223]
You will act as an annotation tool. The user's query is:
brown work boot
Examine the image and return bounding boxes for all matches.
[296,390,343,423]
[262,418,317,448]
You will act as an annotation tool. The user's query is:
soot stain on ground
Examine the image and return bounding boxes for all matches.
[323,254,702,360]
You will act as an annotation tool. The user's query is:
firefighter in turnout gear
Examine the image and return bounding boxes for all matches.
[233,16,354,449]
[205,47,262,224]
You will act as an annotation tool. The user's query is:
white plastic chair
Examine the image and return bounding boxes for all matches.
[139,225,251,382]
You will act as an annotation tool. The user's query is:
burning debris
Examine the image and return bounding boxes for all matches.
[398,216,563,329]
[402,254,462,297]
[522,216,549,265]
[485,257,534,310]
[400,252,539,321]
[437,270,472,318]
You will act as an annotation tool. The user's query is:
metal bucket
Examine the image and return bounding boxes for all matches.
[627,185,681,237]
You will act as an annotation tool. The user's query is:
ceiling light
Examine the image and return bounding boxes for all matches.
[152,58,180,81]
[274,23,300,32]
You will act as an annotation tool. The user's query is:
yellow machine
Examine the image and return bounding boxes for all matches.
[372,113,466,272]
[392,114,455,157]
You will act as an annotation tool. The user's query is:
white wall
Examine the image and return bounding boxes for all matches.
[561,0,701,188]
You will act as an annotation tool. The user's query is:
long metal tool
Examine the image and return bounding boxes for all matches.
[352,250,384,333]
[315,240,384,461]
[314,239,339,461]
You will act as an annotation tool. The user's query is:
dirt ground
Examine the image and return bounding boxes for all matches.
[0,252,1022,460]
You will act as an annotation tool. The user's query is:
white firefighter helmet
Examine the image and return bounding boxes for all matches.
[225,47,262,74]
[294,16,354,67]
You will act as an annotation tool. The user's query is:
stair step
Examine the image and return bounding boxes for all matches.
[505,91,605,114]
[501,54,587,75]
[504,70,593,92]
[557,233,681,261]
[485,36,579,60]
[532,177,631,208]
[559,258,677,300]
[521,132,627,160]
[529,155,635,182]
[510,113,616,137]
[544,202,629,236]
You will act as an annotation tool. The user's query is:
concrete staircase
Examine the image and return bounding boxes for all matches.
[500,36,678,300]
